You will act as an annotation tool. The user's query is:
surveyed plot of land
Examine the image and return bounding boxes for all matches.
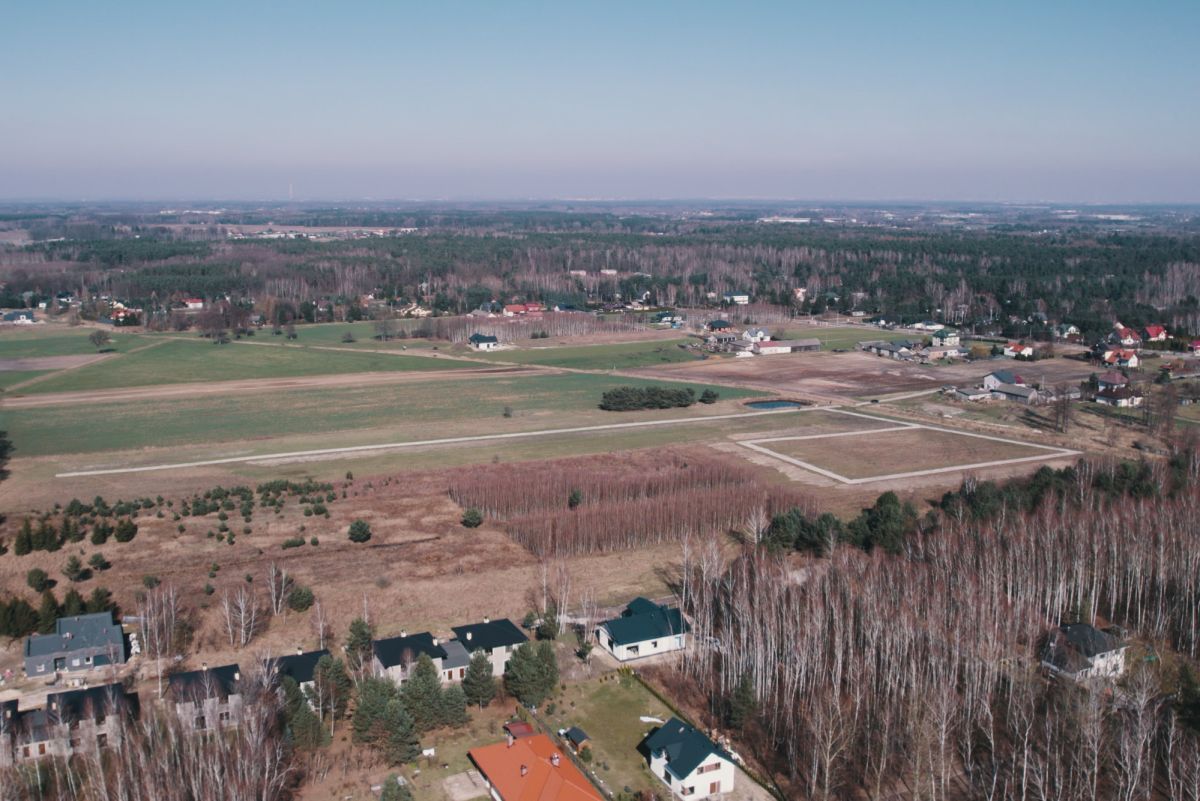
[15,336,469,394]
[477,338,700,369]
[742,412,1078,484]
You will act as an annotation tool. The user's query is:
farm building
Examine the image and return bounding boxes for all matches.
[596,597,689,661]
[469,333,500,351]
[1095,386,1142,408]
[754,338,820,355]
[643,717,736,800]
[982,370,1024,391]
[992,383,1039,405]
[930,329,960,347]
[956,387,993,402]
[722,292,750,305]
[469,733,603,801]
[1040,623,1127,682]
[1003,342,1034,358]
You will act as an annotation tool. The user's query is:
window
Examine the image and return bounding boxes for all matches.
[194,715,207,729]
[698,762,720,774]
[38,743,46,756]
[663,770,672,782]
[218,710,231,724]
[97,733,108,748]
[651,640,658,648]
[459,668,465,679]
[709,781,721,794]
[22,746,30,758]
[681,787,694,796]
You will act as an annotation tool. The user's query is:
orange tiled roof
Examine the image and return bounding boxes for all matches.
[470,734,603,801]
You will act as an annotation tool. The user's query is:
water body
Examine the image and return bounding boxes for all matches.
[745,399,808,410]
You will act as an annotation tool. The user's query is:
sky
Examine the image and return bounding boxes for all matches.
[1,1,1197,202]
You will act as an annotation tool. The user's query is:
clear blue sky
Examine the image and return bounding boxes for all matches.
[1,1,1197,202]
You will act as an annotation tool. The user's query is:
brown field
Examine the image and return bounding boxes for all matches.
[630,350,1103,402]
[757,425,1061,480]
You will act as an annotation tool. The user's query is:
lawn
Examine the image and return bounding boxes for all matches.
[776,326,915,351]
[761,426,1054,479]
[247,321,444,350]
[19,337,468,394]
[542,673,675,798]
[477,339,701,370]
[0,327,140,359]
[0,370,48,390]
[5,372,764,456]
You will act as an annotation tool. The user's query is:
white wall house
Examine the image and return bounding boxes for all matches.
[1041,623,1127,682]
[469,333,500,351]
[596,598,689,662]
[451,618,528,679]
[722,293,750,305]
[644,717,736,800]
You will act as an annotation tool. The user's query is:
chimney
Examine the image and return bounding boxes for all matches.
[201,663,208,671]
[466,632,473,641]
[551,753,561,767]
[506,732,514,747]
[432,637,439,647]
[520,765,528,777]
[234,671,241,682]
[296,646,303,656]
[483,616,490,624]
[400,629,407,638]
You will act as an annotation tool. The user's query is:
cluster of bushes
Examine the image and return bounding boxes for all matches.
[0,586,116,638]
[10,515,136,555]
[599,385,697,411]
[765,491,918,556]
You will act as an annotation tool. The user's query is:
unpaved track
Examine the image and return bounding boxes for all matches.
[1,365,548,408]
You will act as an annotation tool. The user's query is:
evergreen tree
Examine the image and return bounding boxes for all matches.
[345,617,374,675]
[401,653,444,732]
[353,678,398,744]
[439,684,470,728]
[14,519,32,556]
[382,699,421,765]
[113,518,138,543]
[536,641,559,700]
[38,520,61,552]
[536,602,559,641]
[63,555,85,582]
[506,641,557,707]
[280,676,306,719]
[62,588,85,617]
[85,587,113,614]
[726,673,757,730]
[462,650,496,708]
[1177,664,1200,733]
[380,775,414,801]
[290,700,330,749]
[309,655,353,722]
[25,568,49,592]
[37,590,59,634]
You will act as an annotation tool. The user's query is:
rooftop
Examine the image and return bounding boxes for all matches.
[24,612,124,659]
[452,618,528,654]
[469,733,603,801]
[168,663,241,701]
[643,717,730,781]
[599,598,689,647]
[374,631,447,668]
[274,649,330,685]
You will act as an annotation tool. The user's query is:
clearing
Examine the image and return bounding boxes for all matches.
[476,338,701,370]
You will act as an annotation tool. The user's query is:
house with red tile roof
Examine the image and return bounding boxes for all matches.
[469,733,603,801]
[1143,325,1168,342]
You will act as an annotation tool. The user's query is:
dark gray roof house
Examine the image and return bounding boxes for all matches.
[451,618,528,654]
[169,664,242,702]
[1041,623,1127,680]
[24,613,126,677]
[468,332,499,346]
[643,717,732,784]
[373,632,447,671]
[274,649,330,686]
[597,598,690,661]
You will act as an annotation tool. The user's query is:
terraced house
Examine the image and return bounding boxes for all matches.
[0,683,137,766]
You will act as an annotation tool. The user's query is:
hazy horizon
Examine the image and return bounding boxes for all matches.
[3,1,1197,203]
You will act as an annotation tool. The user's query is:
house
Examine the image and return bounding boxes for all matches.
[563,726,590,754]
[1054,323,1081,340]
[274,648,330,695]
[451,618,529,678]
[754,338,821,355]
[1143,325,1168,342]
[931,329,960,347]
[1,683,137,766]
[993,383,1039,405]
[1104,349,1140,369]
[1003,342,1034,358]
[469,733,603,801]
[503,304,527,316]
[706,319,732,332]
[705,332,737,350]
[469,333,500,351]
[955,387,993,402]
[643,717,735,800]
[925,345,966,361]
[983,370,1024,391]
[2,311,36,324]
[1095,386,1143,408]
[595,597,689,661]
[1097,371,1128,391]
[372,631,447,684]
[792,287,807,302]
[863,340,915,360]
[913,321,945,331]
[168,664,242,731]
[183,298,205,310]
[1041,623,1127,682]
[722,293,750,305]
[24,612,126,677]
[741,328,770,343]
[1112,324,1141,347]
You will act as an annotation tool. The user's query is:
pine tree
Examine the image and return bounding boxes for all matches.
[309,655,353,722]
[505,642,554,707]
[62,588,85,617]
[37,590,59,634]
[401,653,444,732]
[536,641,559,701]
[462,650,496,708]
[290,700,330,749]
[439,684,470,728]
[380,775,414,801]
[39,520,61,552]
[86,587,113,614]
[345,617,373,675]
[63,555,85,582]
[382,699,421,765]
[537,602,559,641]
[727,673,757,730]
[14,519,32,556]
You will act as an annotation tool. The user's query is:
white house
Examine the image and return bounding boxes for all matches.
[468,333,500,351]
[184,298,205,310]
[982,370,1024,391]
[722,293,750,305]
[1103,349,1140,369]
[643,717,736,800]
[913,321,945,331]
[931,329,960,347]
[1041,623,1127,682]
[741,328,770,343]
[1003,342,1035,358]
[596,597,689,661]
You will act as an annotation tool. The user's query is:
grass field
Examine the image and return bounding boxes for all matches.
[5,372,763,456]
[761,426,1052,479]
[0,370,48,389]
[241,321,444,350]
[16,337,469,394]
[543,673,673,797]
[478,339,700,369]
[0,327,139,359]
[777,325,915,351]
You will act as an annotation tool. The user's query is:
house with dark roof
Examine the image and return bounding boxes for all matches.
[452,618,529,678]
[992,383,1040,405]
[1040,623,1127,682]
[1095,386,1142,408]
[2,310,36,324]
[168,663,242,731]
[24,612,126,678]
[706,319,732,332]
[643,717,735,799]
[274,648,330,695]
[982,370,1023,391]
[469,332,500,351]
[372,631,448,683]
[1,683,137,766]
[563,726,590,753]
[595,598,689,662]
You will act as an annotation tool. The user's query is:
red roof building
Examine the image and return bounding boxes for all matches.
[469,734,603,801]
[1143,325,1168,341]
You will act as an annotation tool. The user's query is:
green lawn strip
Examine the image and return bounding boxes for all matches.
[775,326,915,351]
[476,339,700,370]
[0,328,140,359]
[542,673,674,797]
[0,370,49,390]
[18,337,470,394]
[8,373,765,457]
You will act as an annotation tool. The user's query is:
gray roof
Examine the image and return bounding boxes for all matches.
[1041,624,1123,673]
[995,383,1037,399]
[643,717,730,780]
[988,369,1022,385]
[373,632,446,668]
[600,597,689,647]
[451,619,528,653]
[169,664,241,700]
[24,613,124,659]
[763,338,821,348]
[441,639,471,671]
[275,649,330,685]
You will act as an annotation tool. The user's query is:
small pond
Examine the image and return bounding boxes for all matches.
[745,399,809,410]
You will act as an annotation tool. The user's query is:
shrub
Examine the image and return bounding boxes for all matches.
[599,385,695,411]
[699,389,720,404]
[113,519,138,543]
[348,520,372,543]
[288,585,315,612]
[26,568,50,592]
[461,508,483,528]
[88,553,110,572]
[142,575,160,589]
[310,536,319,546]
[282,536,305,550]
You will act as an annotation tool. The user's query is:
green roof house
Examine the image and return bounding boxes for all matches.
[595,597,689,661]
[643,716,735,799]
